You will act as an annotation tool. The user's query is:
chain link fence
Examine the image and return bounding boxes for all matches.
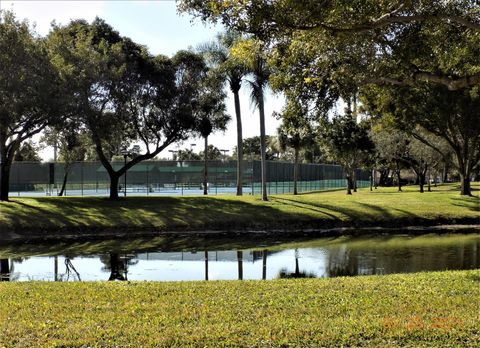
[8,160,370,197]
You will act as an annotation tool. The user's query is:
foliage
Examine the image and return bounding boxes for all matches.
[0,11,63,200]
[231,37,271,201]
[361,84,480,195]
[13,141,42,162]
[176,148,201,161]
[198,30,247,195]
[0,270,478,346]
[235,136,280,161]
[199,145,222,161]
[178,1,480,91]
[48,19,222,199]
[319,114,375,194]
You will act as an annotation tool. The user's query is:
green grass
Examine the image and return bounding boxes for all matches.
[0,270,478,347]
[0,184,478,239]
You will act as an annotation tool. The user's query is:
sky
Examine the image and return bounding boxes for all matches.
[1,0,284,160]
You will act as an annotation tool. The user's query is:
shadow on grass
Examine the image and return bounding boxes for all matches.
[2,196,312,235]
[449,196,480,213]
[271,196,409,222]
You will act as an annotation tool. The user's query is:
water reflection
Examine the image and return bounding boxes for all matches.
[0,258,10,281]
[278,249,317,279]
[0,234,478,282]
[100,253,138,281]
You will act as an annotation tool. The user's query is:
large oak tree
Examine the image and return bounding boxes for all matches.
[0,11,63,201]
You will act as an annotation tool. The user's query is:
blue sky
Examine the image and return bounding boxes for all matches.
[2,0,284,160]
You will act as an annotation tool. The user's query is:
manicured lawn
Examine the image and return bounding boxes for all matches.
[0,270,478,347]
[0,184,478,239]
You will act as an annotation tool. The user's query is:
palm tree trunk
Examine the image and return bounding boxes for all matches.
[293,147,299,195]
[203,136,208,195]
[233,90,243,196]
[258,94,268,201]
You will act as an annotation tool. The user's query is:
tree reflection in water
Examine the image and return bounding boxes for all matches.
[0,258,10,281]
[64,258,81,281]
[101,253,138,281]
[278,249,316,279]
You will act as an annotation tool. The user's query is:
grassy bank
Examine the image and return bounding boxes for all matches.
[0,270,478,347]
[0,184,478,239]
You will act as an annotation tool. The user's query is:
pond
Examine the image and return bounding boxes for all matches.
[0,232,478,281]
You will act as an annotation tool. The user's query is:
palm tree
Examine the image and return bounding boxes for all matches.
[277,99,315,195]
[248,54,271,201]
[195,72,230,195]
[199,31,247,196]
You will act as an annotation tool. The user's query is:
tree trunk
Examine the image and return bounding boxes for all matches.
[460,173,472,196]
[427,171,432,192]
[0,161,11,202]
[204,251,209,281]
[370,169,374,191]
[397,170,402,192]
[419,173,425,193]
[237,250,243,280]
[58,171,69,196]
[203,136,208,195]
[442,163,448,183]
[262,250,267,280]
[233,90,243,196]
[58,162,72,197]
[293,147,299,195]
[0,259,9,281]
[353,170,357,192]
[258,94,268,201]
[346,173,352,195]
[109,174,120,200]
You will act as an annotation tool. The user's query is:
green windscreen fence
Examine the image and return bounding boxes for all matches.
[8,160,370,196]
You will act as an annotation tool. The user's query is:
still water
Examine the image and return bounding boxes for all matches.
[0,232,478,281]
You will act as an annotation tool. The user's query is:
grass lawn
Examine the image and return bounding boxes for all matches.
[0,270,478,347]
[0,184,478,239]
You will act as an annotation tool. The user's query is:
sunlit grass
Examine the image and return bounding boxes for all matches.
[0,183,478,238]
[0,270,478,346]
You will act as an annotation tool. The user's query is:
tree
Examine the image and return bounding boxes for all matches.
[41,124,90,196]
[231,38,271,201]
[234,136,279,161]
[362,85,480,196]
[191,63,230,195]
[0,11,63,201]
[178,1,480,91]
[320,113,374,195]
[371,125,411,192]
[200,30,247,195]
[176,148,201,161]
[13,141,42,162]
[276,99,314,195]
[199,145,222,161]
[48,19,213,199]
